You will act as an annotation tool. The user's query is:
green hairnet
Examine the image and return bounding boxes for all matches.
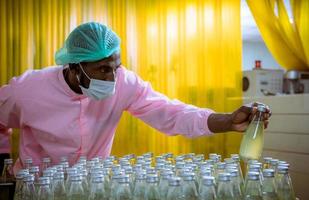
[55,22,120,65]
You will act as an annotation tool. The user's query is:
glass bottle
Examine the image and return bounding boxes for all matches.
[133,172,147,200]
[67,174,85,200]
[159,170,173,199]
[1,158,14,182]
[37,177,53,200]
[166,177,184,200]
[14,170,29,200]
[239,104,267,161]
[53,172,67,200]
[275,166,295,200]
[24,158,33,169]
[228,169,243,199]
[144,174,160,200]
[42,157,51,172]
[29,166,40,187]
[216,173,235,200]
[244,172,263,200]
[181,172,198,200]
[115,175,132,200]
[89,174,105,200]
[262,169,279,200]
[22,174,36,200]
[198,176,216,200]
[231,154,244,185]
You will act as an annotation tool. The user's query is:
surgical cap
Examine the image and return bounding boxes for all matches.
[55,22,120,65]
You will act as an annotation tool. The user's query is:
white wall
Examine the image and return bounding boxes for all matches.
[242,41,284,71]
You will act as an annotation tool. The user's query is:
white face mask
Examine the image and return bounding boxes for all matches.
[77,63,116,100]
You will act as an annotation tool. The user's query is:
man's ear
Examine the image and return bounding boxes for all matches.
[69,63,80,74]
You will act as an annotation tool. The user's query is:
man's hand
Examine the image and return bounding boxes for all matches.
[208,102,271,133]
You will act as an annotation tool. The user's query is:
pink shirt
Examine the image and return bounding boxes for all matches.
[0,66,214,171]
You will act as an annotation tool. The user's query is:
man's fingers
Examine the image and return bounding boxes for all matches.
[264,120,269,129]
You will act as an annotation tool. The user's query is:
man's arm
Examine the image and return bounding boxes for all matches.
[208,103,271,133]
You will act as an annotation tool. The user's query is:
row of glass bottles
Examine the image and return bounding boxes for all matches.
[7,152,296,200]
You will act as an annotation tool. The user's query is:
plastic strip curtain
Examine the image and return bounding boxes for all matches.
[246,0,309,70]
[0,0,242,158]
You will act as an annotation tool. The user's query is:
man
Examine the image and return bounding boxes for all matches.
[0,22,270,172]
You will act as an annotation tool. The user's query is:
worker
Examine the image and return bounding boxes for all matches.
[0,22,270,172]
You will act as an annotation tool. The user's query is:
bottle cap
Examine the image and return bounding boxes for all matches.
[247,172,260,180]
[202,176,215,186]
[169,177,181,186]
[218,173,231,182]
[146,174,158,183]
[263,169,275,177]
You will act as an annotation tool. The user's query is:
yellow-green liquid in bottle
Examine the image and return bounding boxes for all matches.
[239,108,265,162]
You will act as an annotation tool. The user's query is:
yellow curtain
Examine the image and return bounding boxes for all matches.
[246,0,309,70]
[0,0,242,159]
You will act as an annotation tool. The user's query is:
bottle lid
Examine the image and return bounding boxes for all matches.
[169,177,181,186]
[146,167,157,175]
[217,162,226,170]
[4,159,13,164]
[270,159,279,166]
[175,162,185,169]
[16,170,29,179]
[135,171,146,180]
[23,174,35,182]
[226,169,239,177]
[25,158,33,164]
[38,177,50,185]
[277,166,289,174]
[247,172,260,180]
[218,173,231,182]
[118,175,130,184]
[263,157,272,163]
[263,169,275,177]
[54,172,65,180]
[71,174,82,181]
[257,104,267,112]
[182,172,195,181]
[92,174,104,183]
[43,157,51,163]
[200,169,212,177]
[29,166,40,173]
[202,176,215,186]
[146,174,159,183]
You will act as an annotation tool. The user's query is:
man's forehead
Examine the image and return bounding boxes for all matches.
[96,53,120,64]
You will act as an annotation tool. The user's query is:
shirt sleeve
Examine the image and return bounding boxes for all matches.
[0,78,21,153]
[125,71,215,138]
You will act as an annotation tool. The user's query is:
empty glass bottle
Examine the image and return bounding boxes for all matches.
[24,158,33,169]
[275,166,295,200]
[89,174,105,200]
[67,174,85,200]
[37,177,53,200]
[22,174,36,200]
[228,169,243,199]
[144,174,160,200]
[115,175,132,200]
[1,158,14,182]
[262,169,278,200]
[216,173,235,200]
[244,172,263,200]
[14,170,29,200]
[133,172,147,200]
[181,172,198,200]
[159,170,173,199]
[198,176,216,200]
[166,177,184,200]
[53,172,66,200]
[239,104,267,161]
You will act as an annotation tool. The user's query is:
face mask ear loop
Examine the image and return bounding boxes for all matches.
[78,63,91,81]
